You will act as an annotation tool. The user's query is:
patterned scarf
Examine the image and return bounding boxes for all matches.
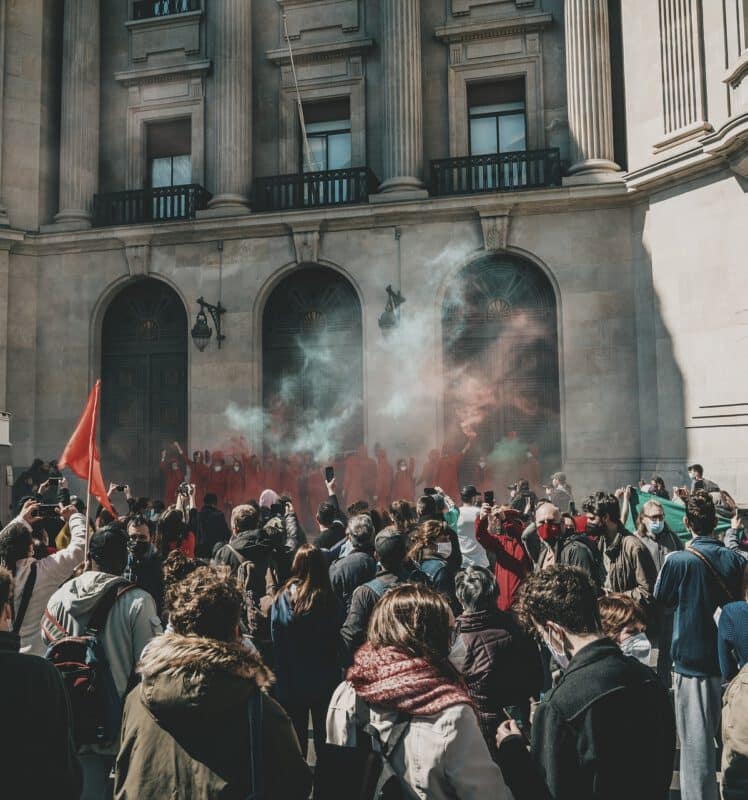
[347,643,473,716]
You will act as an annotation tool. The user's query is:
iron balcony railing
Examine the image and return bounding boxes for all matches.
[253,166,379,212]
[93,184,212,227]
[430,148,562,196]
[133,0,199,20]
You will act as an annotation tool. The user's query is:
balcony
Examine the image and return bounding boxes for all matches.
[430,148,562,197]
[132,0,199,20]
[93,184,211,227]
[253,167,379,212]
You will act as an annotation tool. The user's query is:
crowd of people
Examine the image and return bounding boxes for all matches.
[1,452,747,800]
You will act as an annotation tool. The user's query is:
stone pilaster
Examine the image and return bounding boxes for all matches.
[564,0,620,179]
[0,0,9,226]
[54,0,100,229]
[205,0,252,214]
[375,0,428,199]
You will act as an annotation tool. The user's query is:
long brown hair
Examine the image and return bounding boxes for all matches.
[407,519,448,563]
[367,583,460,682]
[279,544,336,616]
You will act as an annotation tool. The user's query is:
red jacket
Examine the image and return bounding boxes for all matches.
[475,512,531,612]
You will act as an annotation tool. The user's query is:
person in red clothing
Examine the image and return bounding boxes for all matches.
[344,445,377,505]
[280,454,302,502]
[374,445,394,509]
[263,452,282,492]
[475,502,532,612]
[436,438,473,502]
[392,457,416,502]
[205,452,228,514]
[157,495,197,559]
[473,455,495,494]
[189,450,210,504]
[243,454,264,502]
[226,456,246,512]
[160,442,186,504]
[417,449,440,491]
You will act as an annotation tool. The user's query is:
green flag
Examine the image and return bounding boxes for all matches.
[624,490,731,544]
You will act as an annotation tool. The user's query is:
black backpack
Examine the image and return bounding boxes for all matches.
[45,580,136,747]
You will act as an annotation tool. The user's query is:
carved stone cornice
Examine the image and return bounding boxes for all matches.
[434,13,552,43]
[266,37,374,65]
[114,60,211,87]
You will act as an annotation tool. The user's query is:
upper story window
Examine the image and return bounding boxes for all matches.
[147,119,192,188]
[133,0,198,21]
[468,78,527,156]
[302,99,352,173]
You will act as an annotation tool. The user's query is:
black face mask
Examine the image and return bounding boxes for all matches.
[586,521,601,536]
[131,541,150,560]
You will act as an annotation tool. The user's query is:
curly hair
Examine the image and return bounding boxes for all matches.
[407,519,449,563]
[0,522,32,575]
[168,566,243,642]
[389,500,416,536]
[685,489,717,537]
[514,565,601,636]
[582,491,620,523]
[0,565,13,609]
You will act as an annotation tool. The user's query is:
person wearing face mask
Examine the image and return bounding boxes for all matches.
[407,519,463,612]
[583,492,657,611]
[687,463,720,494]
[0,566,82,799]
[475,502,532,612]
[126,515,164,615]
[496,565,676,800]
[391,456,416,503]
[472,455,494,495]
[205,451,228,515]
[598,593,652,665]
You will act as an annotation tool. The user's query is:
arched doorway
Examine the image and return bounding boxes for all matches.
[262,266,364,457]
[101,279,188,499]
[442,254,560,488]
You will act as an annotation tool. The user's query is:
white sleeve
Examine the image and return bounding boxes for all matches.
[35,513,87,584]
[442,705,513,800]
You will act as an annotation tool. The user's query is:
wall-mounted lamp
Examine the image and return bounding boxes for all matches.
[378,284,406,333]
[191,296,226,351]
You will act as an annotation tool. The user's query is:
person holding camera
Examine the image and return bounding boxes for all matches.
[0,498,86,655]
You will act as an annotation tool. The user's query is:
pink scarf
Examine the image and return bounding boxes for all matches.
[347,644,473,716]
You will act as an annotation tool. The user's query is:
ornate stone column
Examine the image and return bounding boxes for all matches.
[0,0,9,227]
[205,0,252,214]
[54,0,100,228]
[375,0,427,199]
[564,0,620,178]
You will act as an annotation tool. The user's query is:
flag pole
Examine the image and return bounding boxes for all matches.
[84,381,100,562]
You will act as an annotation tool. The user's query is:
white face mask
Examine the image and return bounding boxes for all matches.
[233,465,241,472]
[214,465,223,472]
[399,464,407,472]
[619,631,651,665]
[479,461,486,469]
[544,625,570,670]
[436,542,452,559]
[645,518,665,537]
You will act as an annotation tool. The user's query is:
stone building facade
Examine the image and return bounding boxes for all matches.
[0,0,746,502]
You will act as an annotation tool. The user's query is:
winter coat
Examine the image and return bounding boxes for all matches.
[536,533,605,591]
[329,548,377,614]
[7,511,87,655]
[213,529,279,594]
[131,550,165,615]
[450,609,543,760]
[722,663,748,800]
[497,638,676,800]
[326,679,512,800]
[271,587,344,705]
[598,527,658,609]
[635,525,683,572]
[115,633,312,800]
[0,630,82,799]
[43,571,162,712]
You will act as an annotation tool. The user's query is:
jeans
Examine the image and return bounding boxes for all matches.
[673,673,722,800]
[79,753,114,800]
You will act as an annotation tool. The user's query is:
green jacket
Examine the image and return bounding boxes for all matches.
[114,633,312,799]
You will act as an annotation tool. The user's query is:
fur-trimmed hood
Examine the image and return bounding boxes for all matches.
[137,633,274,718]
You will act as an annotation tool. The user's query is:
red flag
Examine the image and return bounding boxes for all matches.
[59,380,114,515]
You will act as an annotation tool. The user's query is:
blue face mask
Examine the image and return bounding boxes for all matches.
[645,519,665,537]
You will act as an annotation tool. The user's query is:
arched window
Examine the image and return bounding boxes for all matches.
[101,279,187,498]
[262,266,363,457]
[442,254,560,484]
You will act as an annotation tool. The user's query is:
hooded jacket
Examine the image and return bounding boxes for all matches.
[43,570,162,754]
[213,528,280,599]
[114,633,312,800]
[7,511,87,655]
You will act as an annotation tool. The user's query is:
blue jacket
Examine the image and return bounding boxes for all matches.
[654,537,745,677]
[271,588,343,704]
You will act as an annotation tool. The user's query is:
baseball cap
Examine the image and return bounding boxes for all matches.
[374,528,406,562]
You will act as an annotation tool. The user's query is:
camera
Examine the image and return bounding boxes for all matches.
[178,482,190,497]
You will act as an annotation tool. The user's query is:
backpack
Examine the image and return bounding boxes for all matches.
[366,563,429,600]
[356,695,410,800]
[45,580,136,747]
[12,562,37,632]
[229,546,273,641]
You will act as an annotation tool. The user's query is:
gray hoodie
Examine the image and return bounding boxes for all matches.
[44,571,162,752]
